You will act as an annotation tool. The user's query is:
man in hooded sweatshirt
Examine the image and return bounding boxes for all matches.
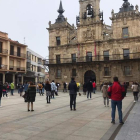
[68,78,77,111]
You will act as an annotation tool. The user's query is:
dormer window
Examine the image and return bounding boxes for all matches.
[56,37,61,46]
[122,27,129,38]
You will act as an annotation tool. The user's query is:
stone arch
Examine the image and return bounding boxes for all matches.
[84,70,96,83]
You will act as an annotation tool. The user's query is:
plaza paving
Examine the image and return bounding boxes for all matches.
[0,91,134,140]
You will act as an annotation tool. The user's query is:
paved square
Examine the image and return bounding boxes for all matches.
[0,91,133,140]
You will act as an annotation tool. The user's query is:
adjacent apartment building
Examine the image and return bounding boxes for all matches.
[24,48,45,83]
[0,31,27,85]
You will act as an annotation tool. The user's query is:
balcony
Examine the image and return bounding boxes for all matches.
[10,51,26,59]
[0,49,8,55]
[9,66,25,71]
[0,65,7,70]
[46,52,140,65]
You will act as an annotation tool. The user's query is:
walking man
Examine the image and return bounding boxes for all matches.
[87,80,93,99]
[108,77,126,124]
[10,82,15,96]
[68,78,77,111]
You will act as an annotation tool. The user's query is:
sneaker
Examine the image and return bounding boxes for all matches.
[111,120,115,124]
[120,122,124,125]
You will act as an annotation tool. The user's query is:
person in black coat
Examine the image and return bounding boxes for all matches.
[45,81,51,103]
[26,82,36,112]
[68,78,77,111]
[83,82,87,95]
[0,82,3,107]
[87,80,93,99]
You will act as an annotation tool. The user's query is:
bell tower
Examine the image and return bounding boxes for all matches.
[77,0,103,25]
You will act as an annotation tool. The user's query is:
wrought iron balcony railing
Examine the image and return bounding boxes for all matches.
[0,65,7,70]
[0,49,8,54]
[9,66,25,71]
[46,52,140,65]
[10,51,26,58]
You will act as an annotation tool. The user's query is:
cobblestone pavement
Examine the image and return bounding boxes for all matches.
[115,96,140,140]
[0,91,133,140]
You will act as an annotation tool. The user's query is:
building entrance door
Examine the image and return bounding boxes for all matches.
[84,70,96,83]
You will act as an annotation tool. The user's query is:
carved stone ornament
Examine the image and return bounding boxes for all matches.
[56,29,60,34]
[83,28,95,41]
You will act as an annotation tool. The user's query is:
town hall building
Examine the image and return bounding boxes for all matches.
[47,0,140,88]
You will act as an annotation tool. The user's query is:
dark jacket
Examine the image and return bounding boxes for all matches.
[63,83,67,88]
[27,85,36,102]
[0,83,2,98]
[108,82,125,101]
[87,81,93,91]
[45,83,51,91]
[68,80,77,95]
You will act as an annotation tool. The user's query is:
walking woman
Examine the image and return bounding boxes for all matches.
[27,82,36,112]
[45,81,51,103]
[132,82,139,102]
[101,83,109,107]
[0,82,3,107]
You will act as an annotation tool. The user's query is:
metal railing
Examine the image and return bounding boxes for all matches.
[0,49,8,54]
[9,66,25,71]
[46,52,140,65]
[10,51,26,58]
[0,65,7,70]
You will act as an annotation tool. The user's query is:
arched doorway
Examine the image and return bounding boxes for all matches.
[84,70,96,83]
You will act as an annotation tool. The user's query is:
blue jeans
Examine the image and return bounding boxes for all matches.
[42,88,44,93]
[11,89,14,95]
[111,100,123,122]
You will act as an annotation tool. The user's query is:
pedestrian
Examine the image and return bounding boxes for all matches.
[0,82,3,107]
[10,82,15,96]
[42,82,45,94]
[132,82,139,102]
[6,82,10,94]
[108,77,126,124]
[83,82,87,95]
[55,85,58,96]
[68,78,77,111]
[3,83,7,97]
[19,83,24,97]
[38,82,43,96]
[87,80,93,99]
[123,82,128,97]
[26,82,36,112]
[92,81,96,94]
[101,83,109,107]
[63,82,67,93]
[76,83,80,92]
[24,82,29,95]
[45,81,51,104]
[51,80,56,99]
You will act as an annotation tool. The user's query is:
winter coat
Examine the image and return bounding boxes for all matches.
[68,80,77,95]
[0,83,2,98]
[45,83,51,91]
[51,82,56,91]
[38,84,43,90]
[108,82,125,101]
[101,85,108,98]
[63,83,66,88]
[10,83,14,89]
[83,83,87,92]
[26,85,36,102]
[87,81,93,91]
[132,85,139,92]
[92,82,96,88]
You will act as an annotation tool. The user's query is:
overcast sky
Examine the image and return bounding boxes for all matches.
[0,0,139,58]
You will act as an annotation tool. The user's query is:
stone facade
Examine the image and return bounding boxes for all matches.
[47,0,140,89]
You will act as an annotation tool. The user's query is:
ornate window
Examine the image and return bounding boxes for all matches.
[124,66,131,76]
[123,49,129,59]
[86,52,92,62]
[71,54,76,63]
[72,69,76,77]
[56,55,61,64]
[104,67,110,76]
[56,69,61,78]
[104,51,109,61]
[122,28,129,38]
[56,37,61,46]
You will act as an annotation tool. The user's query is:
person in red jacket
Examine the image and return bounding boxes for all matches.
[92,81,96,94]
[108,77,126,124]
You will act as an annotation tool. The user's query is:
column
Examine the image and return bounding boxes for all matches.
[3,73,5,84]
[13,74,15,84]
[21,75,24,84]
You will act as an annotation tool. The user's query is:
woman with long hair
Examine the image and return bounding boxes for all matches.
[27,82,36,111]
[45,81,51,103]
